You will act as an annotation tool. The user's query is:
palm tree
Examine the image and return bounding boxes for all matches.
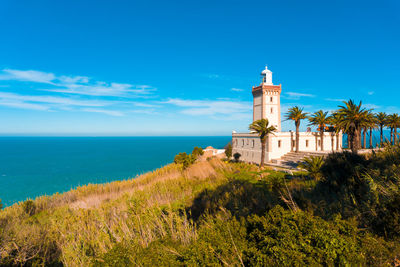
[308,110,329,151]
[329,112,343,151]
[362,112,375,149]
[386,114,400,145]
[285,106,308,153]
[389,114,400,144]
[336,100,369,153]
[375,112,387,147]
[367,113,377,149]
[249,118,277,167]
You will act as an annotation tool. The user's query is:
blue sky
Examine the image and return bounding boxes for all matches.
[0,0,399,135]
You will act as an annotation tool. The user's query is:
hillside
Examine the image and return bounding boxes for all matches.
[1,149,400,266]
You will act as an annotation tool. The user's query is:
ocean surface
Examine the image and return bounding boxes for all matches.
[0,136,230,207]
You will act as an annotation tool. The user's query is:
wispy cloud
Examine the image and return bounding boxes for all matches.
[325,98,347,102]
[0,69,156,98]
[164,98,252,120]
[81,108,124,116]
[231,88,244,92]
[368,91,374,95]
[364,103,380,109]
[284,92,315,99]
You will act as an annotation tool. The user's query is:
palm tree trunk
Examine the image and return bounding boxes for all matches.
[380,125,383,147]
[295,123,300,153]
[395,128,398,144]
[363,128,367,149]
[336,132,340,151]
[331,133,334,152]
[391,128,393,144]
[260,139,266,167]
[352,128,359,154]
[369,127,373,148]
[320,129,324,151]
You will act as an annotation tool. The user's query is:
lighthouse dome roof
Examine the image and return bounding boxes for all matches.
[261,65,272,74]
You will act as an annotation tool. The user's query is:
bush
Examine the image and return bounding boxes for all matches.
[233,152,241,162]
[191,147,204,159]
[174,152,195,169]
[298,156,324,181]
[22,199,36,216]
[225,142,232,159]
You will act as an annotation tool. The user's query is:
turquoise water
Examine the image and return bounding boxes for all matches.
[0,137,230,207]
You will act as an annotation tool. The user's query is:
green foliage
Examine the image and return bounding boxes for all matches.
[3,149,400,266]
[233,152,241,162]
[22,199,36,216]
[0,199,2,210]
[174,152,195,169]
[224,142,232,159]
[191,146,204,158]
[298,156,324,180]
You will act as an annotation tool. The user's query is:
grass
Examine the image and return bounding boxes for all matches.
[1,151,400,266]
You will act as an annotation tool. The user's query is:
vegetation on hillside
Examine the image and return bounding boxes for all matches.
[2,145,400,265]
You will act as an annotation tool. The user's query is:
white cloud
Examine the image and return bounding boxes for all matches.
[0,92,110,107]
[231,88,244,92]
[0,99,49,111]
[368,91,374,95]
[0,69,156,98]
[364,103,380,109]
[164,98,252,119]
[0,69,56,84]
[81,108,124,116]
[285,92,315,99]
[325,98,347,102]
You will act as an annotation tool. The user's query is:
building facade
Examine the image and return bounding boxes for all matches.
[232,66,342,164]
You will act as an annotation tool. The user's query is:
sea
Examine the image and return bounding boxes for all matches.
[0,131,392,207]
[0,136,231,207]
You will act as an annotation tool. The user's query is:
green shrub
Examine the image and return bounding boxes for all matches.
[298,156,324,180]
[191,146,204,158]
[225,142,232,159]
[174,152,195,169]
[22,199,36,216]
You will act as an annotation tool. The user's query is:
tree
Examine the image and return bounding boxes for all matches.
[375,112,387,147]
[192,147,204,159]
[328,112,343,151]
[387,114,400,145]
[285,106,308,153]
[336,100,369,153]
[174,152,195,169]
[224,142,232,159]
[298,156,324,181]
[367,113,377,149]
[249,119,277,167]
[308,110,329,151]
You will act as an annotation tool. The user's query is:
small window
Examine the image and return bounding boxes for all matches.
[252,140,255,148]
[247,139,249,145]
[242,139,244,146]
[270,97,273,103]
[306,140,309,147]
[278,140,281,148]
[271,107,273,113]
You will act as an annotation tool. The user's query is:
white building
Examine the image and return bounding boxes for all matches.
[232,66,342,164]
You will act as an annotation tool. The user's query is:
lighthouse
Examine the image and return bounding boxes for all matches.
[252,65,282,131]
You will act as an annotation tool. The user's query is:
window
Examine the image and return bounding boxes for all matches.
[247,139,249,145]
[252,140,255,148]
[278,140,281,148]
[270,97,273,103]
[242,139,244,146]
[306,140,309,147]
[271,107,273,113]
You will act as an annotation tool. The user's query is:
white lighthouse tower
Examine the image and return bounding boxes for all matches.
[252,65,282,131]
